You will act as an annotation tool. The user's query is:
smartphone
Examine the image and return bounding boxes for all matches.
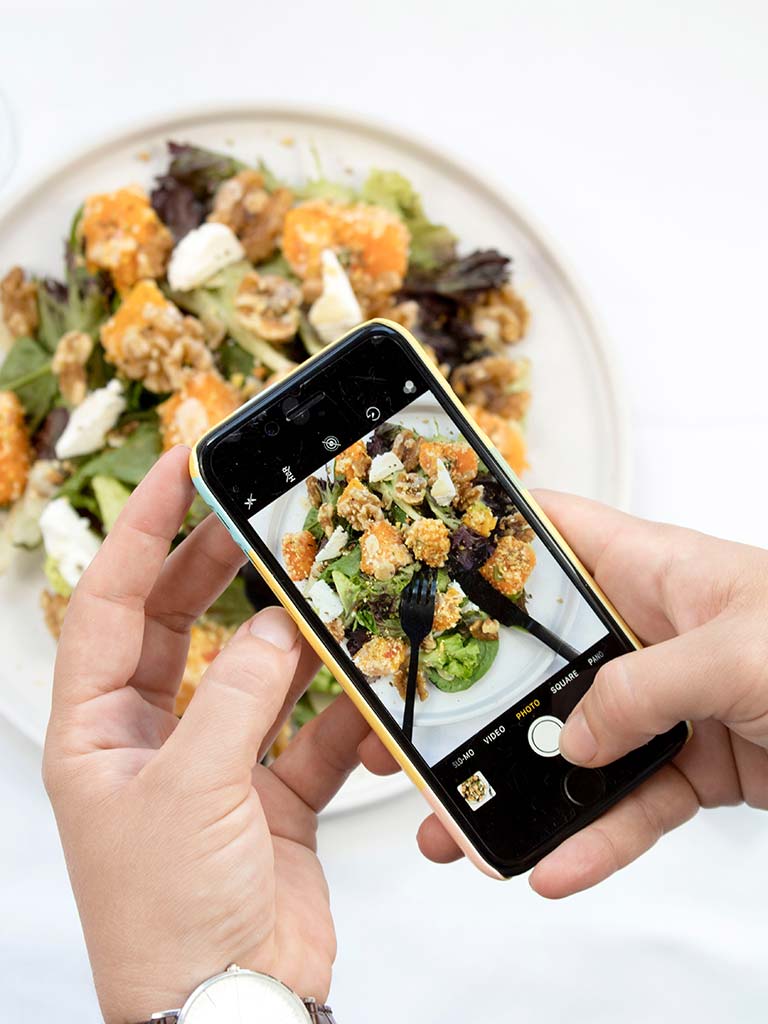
[191,320,689,879]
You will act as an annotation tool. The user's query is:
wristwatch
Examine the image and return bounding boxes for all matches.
[137,964,337,1023]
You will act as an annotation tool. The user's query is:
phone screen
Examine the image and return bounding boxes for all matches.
[201,325,687,872]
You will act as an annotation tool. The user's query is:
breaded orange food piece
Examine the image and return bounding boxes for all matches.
[0,391,32,505]
[158,370,241,451]
[354,635,408,677]
[82,185,173,294]
[480,535,536,597]
[360,519,412,581]
[462,501,497,538]
[432,586,463,632]
[405,518,451,567]
[282,199,410,299]
[418,439,478,485]
[174,620,236,716]
[100,280,211,393]
[335,439,371,483]
[467,404,528,476]
[282,530,318,580]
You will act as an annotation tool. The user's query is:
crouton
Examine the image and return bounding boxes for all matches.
[354,635,408,677]
[82,185,173,294]
[418,439,478,485]
[282,199,410,308]
[100,280,211,393]
[480,535,536,597]
[360,519,412,581]
[0,391,32,505]
[432,586,463,632]
[405,518,451,568]
[158,370,241,450]
[462,501,497,538]
[282,530,318,580]
[467,404,528,476]
[335,439,371,483]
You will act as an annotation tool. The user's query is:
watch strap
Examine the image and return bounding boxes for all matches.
[136,994,336,1022]
[304,997,337,1023]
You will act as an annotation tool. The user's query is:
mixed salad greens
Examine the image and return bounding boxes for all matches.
[283,420,537,704]
[0,138,532,750]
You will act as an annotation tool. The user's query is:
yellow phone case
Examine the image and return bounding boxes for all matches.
[190,319,689,879]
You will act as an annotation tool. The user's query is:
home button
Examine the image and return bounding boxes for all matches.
[563,767,606,806]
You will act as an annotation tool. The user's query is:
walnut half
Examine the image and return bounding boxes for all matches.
[52,331,94,406]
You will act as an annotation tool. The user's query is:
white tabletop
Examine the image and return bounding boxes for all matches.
[2,1,767,1021]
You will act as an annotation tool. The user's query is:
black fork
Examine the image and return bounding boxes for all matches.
[399,568,438,741]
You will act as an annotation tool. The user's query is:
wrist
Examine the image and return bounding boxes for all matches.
[95,968,204,1024]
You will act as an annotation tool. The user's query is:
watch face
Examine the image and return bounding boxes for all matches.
[181,969,310,1024]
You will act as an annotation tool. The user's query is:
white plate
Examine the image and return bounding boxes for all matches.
[0,104,630,814]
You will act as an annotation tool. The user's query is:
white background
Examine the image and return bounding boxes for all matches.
[1,1,767,1021]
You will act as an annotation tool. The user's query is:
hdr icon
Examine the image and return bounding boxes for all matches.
[282,465,296,484]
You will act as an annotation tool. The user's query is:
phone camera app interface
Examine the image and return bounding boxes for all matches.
[248,389,625,826]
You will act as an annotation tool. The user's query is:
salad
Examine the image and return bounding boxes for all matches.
[0,139,531,752]
[283,421,537,703]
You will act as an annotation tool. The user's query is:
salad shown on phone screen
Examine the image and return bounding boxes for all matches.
[280,421,538,706]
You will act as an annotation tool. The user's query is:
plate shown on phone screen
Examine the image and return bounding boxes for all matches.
[0,105,629,814]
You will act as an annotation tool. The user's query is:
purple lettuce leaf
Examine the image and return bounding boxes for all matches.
[448,525,496,573]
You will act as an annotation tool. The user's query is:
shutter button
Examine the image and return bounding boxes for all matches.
[527,716,563,757]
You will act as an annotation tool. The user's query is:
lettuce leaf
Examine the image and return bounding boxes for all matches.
[361,169,456,270]
[331,570,360,616]
[323,545,361,579]
[58,421,161,509]
[151,141,245,241]
[422,631,498,691]
[0,335,57,430]
[91,475,131,533]
[296,177,357,204]
[303,505,325,542]
[36,210,115,353]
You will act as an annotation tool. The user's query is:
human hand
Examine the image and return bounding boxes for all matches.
[358,491,768,896]
[43,447,369,1023]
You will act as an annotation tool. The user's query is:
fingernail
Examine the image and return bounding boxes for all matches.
[249,607,298,651]
[559,708,598,765]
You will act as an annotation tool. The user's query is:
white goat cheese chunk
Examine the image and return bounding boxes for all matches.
[306,578,344,623]
[55,380,126,459]
[39,497,101,589]
[314,526,349,564]
[368,451,404,483]
[167,222,245,291]
[430,457,456,506]
[308,249,363,344]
